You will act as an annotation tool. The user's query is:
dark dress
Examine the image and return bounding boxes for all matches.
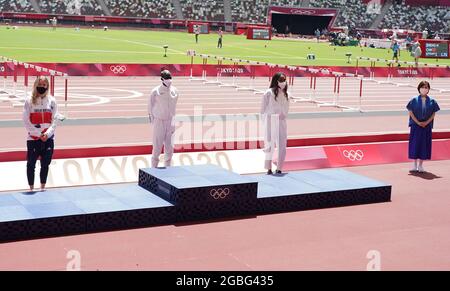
[406,95,440,160]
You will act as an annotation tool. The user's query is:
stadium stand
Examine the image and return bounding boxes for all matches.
[379,0,449,33]
[180,0,225,21]
[38,0,104,15]
[230,0,269,24]
[1,0,448,33]
[0,0,34,13]
[105,0,177,19]
[310,0,377,29]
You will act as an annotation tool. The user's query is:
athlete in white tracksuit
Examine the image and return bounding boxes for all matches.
[261,72,290,175]
[23,76,58,191]
[148,70,179,168]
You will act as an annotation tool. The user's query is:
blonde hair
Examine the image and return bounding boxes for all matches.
[31,76,50,105]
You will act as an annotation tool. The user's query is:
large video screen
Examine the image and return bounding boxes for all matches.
[252,28,270,40]
[188,22,210,34]
[197,23,209,34]
[424,42,448,58]
[247,27,271,40]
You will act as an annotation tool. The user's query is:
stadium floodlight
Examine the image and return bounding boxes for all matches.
[163,45,168,57]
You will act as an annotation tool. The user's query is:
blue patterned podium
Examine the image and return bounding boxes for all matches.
[138,165,258,221]
[0,165,391,242]
[253,169,391,214]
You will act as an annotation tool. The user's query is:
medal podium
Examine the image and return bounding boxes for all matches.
[0,165,391,242]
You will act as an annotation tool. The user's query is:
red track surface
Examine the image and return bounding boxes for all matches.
[2,76,450,118]
[1,77,450,151]
[1,76,449,270]
[0,161,448,270]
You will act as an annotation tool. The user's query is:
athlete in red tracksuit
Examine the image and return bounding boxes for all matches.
[22,76,58,191]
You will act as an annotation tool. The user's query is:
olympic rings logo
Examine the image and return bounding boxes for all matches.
[342,150,364,161]
[291,9,315,15]
[110,65,127,74]
[210,188,230,200]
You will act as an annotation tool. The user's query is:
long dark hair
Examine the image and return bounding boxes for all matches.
[269,72,288,100]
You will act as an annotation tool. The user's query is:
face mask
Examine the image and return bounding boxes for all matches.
[162,79,172,87]
[36,86,47,94]
[278,81,287,89]
[419,88,429,95]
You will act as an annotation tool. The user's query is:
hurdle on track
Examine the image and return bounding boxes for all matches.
[1,56,69,120]
[187,51,364,111]
[188,51,262,92]
[356,56,450,94]
[356,56,450,83]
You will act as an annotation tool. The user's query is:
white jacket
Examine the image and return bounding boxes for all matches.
[22,95,58,141]
[261,88,290,119]
[148,84,179,121]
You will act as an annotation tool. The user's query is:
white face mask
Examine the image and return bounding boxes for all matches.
[162,79,172,87]
[419,88,429,95]
[278,81,287,89]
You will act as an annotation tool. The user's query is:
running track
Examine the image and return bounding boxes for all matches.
[1,76,449,270]
[1,76,449,150]
[2,76,450,118]
[0,160,448,270]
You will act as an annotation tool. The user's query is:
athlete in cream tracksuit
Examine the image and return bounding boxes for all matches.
[261,73,290,175]
[148,70,179,168]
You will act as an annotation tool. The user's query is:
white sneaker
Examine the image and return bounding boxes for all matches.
[417,165,425,173]
[410,166,418,172]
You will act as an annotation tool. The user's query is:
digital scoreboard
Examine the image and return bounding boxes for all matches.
[252,29,270,39]
[247,26,272,40]
[419,39,449,59]
[188,22,210,34]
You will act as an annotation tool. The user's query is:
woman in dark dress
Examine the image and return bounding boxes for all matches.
[406,81,440,173]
